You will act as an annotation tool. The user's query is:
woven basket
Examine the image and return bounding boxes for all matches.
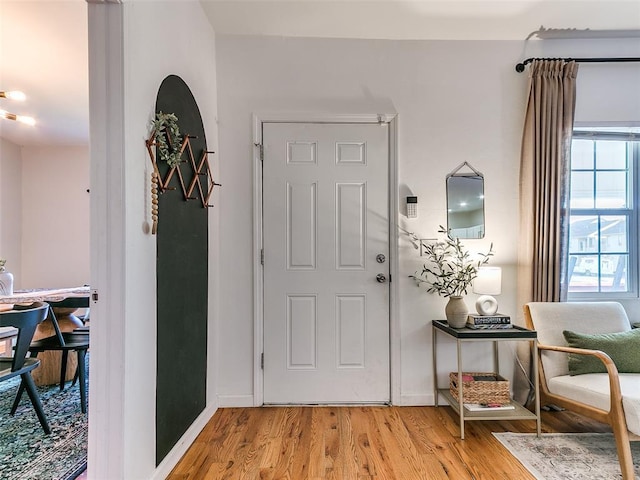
[449,372,510,405]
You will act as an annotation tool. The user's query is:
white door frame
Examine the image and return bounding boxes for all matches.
[252,112,400,406]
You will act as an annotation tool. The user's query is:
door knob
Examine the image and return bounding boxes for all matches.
[376,274,387,283]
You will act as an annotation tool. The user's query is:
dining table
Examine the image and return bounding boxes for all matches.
[0,286,91,386]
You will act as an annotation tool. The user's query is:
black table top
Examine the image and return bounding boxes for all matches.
[432,319,537,339]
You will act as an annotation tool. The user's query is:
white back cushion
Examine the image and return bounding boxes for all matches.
[526,302,631,380]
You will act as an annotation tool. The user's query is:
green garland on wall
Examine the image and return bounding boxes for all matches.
[151,112,183,168]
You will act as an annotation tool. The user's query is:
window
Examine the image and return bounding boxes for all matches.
[567,129,640,298]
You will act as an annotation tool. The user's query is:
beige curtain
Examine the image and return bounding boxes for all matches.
[514,59,579,404]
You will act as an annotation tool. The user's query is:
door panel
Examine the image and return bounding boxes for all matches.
[336,183,366,269]
[287,182,317,269]
[287,294,317,369]
[336,294,366,368]
[263,122,390,404]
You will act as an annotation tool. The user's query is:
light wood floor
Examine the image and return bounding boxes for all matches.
[167,405,611,479]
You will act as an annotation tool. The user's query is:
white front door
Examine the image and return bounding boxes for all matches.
[263,122,390,404]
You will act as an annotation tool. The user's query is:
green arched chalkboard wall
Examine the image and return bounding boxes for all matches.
[155,75,208,465]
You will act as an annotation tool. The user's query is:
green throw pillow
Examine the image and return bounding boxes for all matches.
[563,328,640,375]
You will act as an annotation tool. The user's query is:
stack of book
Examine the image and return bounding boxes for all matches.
[464,403,515,411]
[466,313,511,329]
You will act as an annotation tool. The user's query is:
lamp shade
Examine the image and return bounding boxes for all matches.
[473,266,502,295]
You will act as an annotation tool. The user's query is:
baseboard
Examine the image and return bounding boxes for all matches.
[398,393,435,406]
[214,394,436,407]
[150,402,218,480]
[217,394,255,407]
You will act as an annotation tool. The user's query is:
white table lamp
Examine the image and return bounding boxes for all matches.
[473,266,502,315]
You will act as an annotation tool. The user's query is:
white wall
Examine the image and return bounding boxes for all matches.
[215,36,526,405]
[524,38,640,124]
[20,146,89,289]
[88,2,219,479]
[215,35,640,406]
[0,143,92,292]
[0,138,22,286]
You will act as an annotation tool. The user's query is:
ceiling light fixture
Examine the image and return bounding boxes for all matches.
[0,90,35,126]
[0,90,26,101]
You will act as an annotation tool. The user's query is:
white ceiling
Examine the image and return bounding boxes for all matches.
[202,0,640,41]
[1,0,639,147]
[0,0,88,147]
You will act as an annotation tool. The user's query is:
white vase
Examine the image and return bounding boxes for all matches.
[445,296,468,328]
[0,271,13,296]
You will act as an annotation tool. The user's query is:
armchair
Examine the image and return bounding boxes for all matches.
[524,302,639,480]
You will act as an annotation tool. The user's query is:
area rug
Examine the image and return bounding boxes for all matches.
[493,432,640,480]
[0,369,87,480]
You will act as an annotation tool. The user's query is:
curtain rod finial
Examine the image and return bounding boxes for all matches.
[515,63,526,73]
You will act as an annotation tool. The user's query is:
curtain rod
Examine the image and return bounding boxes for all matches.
[515,57,640,72]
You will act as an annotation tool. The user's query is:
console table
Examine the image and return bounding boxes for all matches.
[432,319,541,439]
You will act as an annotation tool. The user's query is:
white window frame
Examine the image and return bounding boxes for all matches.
[568,129,640,300]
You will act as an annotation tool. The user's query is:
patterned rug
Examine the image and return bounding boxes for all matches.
[0,366,87,480]
[493,432,640,480]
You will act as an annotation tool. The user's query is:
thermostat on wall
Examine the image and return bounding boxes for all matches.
[406,196,418,218]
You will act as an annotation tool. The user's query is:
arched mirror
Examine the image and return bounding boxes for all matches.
[446,162,485,239]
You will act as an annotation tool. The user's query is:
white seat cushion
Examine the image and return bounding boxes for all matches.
[549,373,640,435]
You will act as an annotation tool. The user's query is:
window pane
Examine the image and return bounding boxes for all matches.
[568,214,631,294]
[568,254,599,292]
[600,216,627,253]
[572,255,599,276]
[569,216,598,253]
[600,255,628,293]
[571,139,594,169]
[595,141,627,170]
[568,254,629,293]
[570,172,594,209]
[595,171,628,208]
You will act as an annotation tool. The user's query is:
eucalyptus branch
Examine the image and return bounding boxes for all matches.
[151,112,183,168]
[398,225,421,250]
[409,226,493,297]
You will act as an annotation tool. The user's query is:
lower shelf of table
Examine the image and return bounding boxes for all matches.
[437,389,538,421]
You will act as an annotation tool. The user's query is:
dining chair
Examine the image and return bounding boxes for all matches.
[11,297,90,414]
[46,296,90,390]
[0,302,51,434]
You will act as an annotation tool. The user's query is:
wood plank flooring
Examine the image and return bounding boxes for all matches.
[167,405,611,479]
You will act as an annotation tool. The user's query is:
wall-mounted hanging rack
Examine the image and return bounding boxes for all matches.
[146,131,219,207]
[516,56,640,72]
[145,127,220,234]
